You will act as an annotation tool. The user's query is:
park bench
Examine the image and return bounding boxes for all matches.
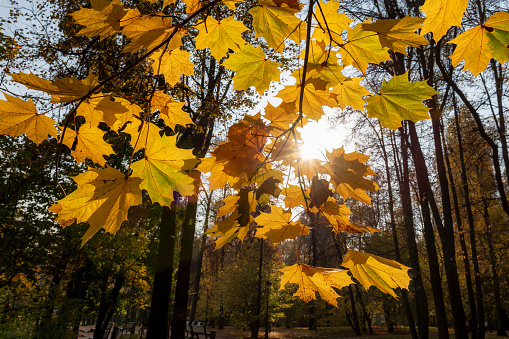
[188,323,216,339]
[121,322,136,335]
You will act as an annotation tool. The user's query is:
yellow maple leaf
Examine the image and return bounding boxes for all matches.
[10,73,98,103]
[365,72,439,130]
[212,114,268,178]
[150,49,195,85]
[267,135,301,165]
[448,12,509,76]
[420,0,468,41]
[283,184,309,209]
[277,83,335,122]
[342,250,411,298]
[362,16,428,55]
[318,200,379,234]
[250,0,305,52]
[222,0,243,10]
[131,135,196,207]
[312,0,351,45]
[123,117,162,152]
[255,206,309,243]
[223,44,280,94]
[71,0,127,40]
[264,102,300,133]
[330,77,370,111]
[280,263,353,306]
[151,91,193,130]
[340,20,390,73]
[197,156,242,190]
[121,11,181,53]
[77,94,129,127]
[207,188,256,248]
[195,16,247,60]
[323,147,379,204]
[62,123,114,166]
[49,166,143,245]
[112,98,143,130]
[0,93,57,145]
[216,195,241,218]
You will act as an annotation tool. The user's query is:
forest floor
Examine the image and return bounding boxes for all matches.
[76,325,504,338]
[210,326,503,338]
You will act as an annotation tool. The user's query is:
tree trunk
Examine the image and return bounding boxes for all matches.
[436,50,509,217]
[170,196,198,339]
[250,238,264,338]
[453,98,485,339]
[382,130,418,339]
[428,92,468,338]
[189,192,213,323]
[405,122,450,339]
[147,204,177,339]
[354,285,373,334]
[93,273,126,339]
[399,125,432,339]
[442,120,478,338]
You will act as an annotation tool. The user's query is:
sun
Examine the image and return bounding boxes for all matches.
[298,118,347,161]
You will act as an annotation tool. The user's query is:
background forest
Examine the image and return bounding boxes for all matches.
[0,0,508,338]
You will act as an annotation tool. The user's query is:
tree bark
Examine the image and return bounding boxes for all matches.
[399,126,432,339]
[453,98,485,338]
[147,204,177,339]
[428,95,468,338]
[189,192,213,323]
[382,130,418,339]
[405,122,450,339]
[442,120,478,338]
[170,196,198,339]
[250,238,264,338]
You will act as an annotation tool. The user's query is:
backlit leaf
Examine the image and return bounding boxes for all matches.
[362,16,428,55]
[280,263,353,306]
[62,123,114,166]
[255,206,309,243]
[342,250,411,298]
[131,135,195,207]
[365,72,439,130]
[223,44,280,94]
[49,166,143,245]
[0,93,57,145]
[195,16,247,60]
[420,0,468,41]
[71,0,127,40]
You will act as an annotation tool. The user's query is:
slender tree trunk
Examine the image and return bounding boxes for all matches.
[453,98,485,338]
[491,60,509,185]
[307,216,318,330]
[481,200,507,337]
[428,92,468,338]
[475,163,508,337]
[436,50,509,217]
[333,233,360,336]
[93,273,126,339]
[189,192,213,323]
[147,204,177,339]
[382,130,418,339]
[404,122,450,339]
[251,238,264,338]
[354,285,373,334]
[399,126,432,339]
[170,196,198,339]
[348,286,362,336]
[442,120,478,339]
[218,247,225,329]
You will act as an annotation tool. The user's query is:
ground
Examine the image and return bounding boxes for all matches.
[77,325,504,338]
